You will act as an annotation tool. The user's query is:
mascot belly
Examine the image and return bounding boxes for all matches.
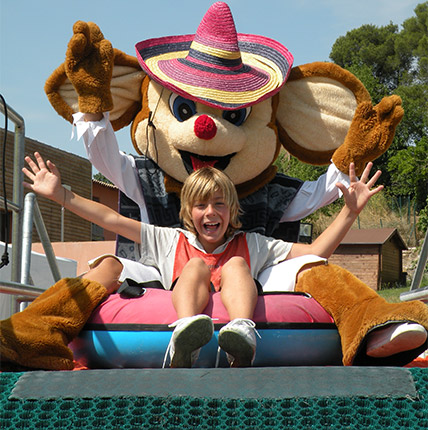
[70,289,342,368]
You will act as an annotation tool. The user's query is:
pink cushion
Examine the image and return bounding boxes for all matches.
[87,289,334,325]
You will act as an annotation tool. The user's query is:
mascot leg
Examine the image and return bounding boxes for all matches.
[295,264,428,366]
[0,278,107,370]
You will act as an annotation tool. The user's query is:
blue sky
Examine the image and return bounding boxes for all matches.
[0,0,421,170]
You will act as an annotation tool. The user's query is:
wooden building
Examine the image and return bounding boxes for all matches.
[1,129,92,243]
[329,228,407,291]
[92,179,119,241]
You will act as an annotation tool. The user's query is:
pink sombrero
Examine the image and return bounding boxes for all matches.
[135,1,293,110]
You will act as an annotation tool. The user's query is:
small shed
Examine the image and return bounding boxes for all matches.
[328,228,407,291]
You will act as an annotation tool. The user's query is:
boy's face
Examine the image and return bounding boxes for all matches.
[191,190,230,253]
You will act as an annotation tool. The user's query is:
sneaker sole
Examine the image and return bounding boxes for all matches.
[367,323,428,358]
[218,329,254,367]
[170,317,214,368]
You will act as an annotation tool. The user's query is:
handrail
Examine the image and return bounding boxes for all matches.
[0,280,45,298]
[21,193,62,284]
[410,229,428,291]
[0,101,25,282]
[1,101,62,315]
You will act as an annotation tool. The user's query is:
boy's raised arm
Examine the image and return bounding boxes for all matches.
[22,152,141,244]
[288,162,383,260]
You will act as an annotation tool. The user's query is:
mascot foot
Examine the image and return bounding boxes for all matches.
[0,278,107,370]
[366,323,427,358]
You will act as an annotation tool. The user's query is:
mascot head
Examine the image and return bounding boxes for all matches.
[131,1,293,195]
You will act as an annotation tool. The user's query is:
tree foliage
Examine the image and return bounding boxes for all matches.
[329,2,428,211]
[93,172,113,185]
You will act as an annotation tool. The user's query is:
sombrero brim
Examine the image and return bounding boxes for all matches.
[135,33,293,110]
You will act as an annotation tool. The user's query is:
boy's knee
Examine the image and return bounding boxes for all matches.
[83,256,123,294]
[221,257,251,281]
[223,256,249,272]
[183,258,211,280]
[95,256,123,278]
[186,257,208,270]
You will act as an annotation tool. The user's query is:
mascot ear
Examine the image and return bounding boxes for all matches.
[276,62,371,166]
[45,48,145,131]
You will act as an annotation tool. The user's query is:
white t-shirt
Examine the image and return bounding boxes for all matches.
[138,224,292,289]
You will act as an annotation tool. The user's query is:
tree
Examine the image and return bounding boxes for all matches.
[329,2,428,213]
[330,23,407,93]
[93,172,113,185]
[387,137,428,211]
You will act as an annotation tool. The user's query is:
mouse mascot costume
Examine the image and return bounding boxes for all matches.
[1,2,427,370]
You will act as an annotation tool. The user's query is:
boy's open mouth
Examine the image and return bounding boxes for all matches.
[203,222,220,233]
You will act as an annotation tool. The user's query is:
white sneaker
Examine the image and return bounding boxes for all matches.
[218,318,258,367]
[163,314,214,368]
[366,322,427,358]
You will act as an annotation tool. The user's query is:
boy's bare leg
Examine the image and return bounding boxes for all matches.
[219,257,258,367]
[81,255,123,295]
[220,257,258,319]
[172,258,211,318]
[168,258,213,367]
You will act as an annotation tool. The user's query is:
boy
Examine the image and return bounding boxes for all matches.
[16,152,423,369]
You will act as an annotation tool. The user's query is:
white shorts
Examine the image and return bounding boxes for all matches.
[88,254,326,292]
[88,254,162,283]
[258,254,327,292]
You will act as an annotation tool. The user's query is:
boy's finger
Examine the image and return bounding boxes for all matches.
[34,152,46,169]
[348,163,357,182]
[22,181,34,191]
[24,156,39,173]
[335,182,348,196]
[359,162,373,184]
[22,167,35,181]
[47,161,60,176]
[366,170,382,188]
[370,185,384,196]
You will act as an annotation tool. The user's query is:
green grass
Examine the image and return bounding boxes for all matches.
[377,286,410,303]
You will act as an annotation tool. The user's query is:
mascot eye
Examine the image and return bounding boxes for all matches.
[222,107,251,126]
[169,94,197,122]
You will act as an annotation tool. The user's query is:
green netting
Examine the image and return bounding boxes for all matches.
[1,369,427,430]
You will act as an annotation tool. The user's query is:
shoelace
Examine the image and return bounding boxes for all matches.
[214,319,261,368]
[162,319,183,369]
[162,316,216,368]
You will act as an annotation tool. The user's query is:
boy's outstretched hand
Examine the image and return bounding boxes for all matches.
[22,152,64,205]
[336,162,383,215]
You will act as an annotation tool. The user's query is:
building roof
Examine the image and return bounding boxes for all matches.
[92,178,118,190]
[339,228,407,250]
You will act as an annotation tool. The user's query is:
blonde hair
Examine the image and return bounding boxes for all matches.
[180,167,242,237]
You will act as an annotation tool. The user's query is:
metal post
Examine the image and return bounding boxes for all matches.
[20,193,35,285]
[410,229,428,291]
[0,102,25,283]
[21,192,62,285]
[61,185,71,241]
[33,197,62,283]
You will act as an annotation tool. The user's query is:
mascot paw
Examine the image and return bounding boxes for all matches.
[332,95,404,176]
[65,21,114,113]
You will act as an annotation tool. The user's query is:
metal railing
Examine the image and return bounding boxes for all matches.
[1,102,61,311]
[0,101,25,283]
[400,228,428,303]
